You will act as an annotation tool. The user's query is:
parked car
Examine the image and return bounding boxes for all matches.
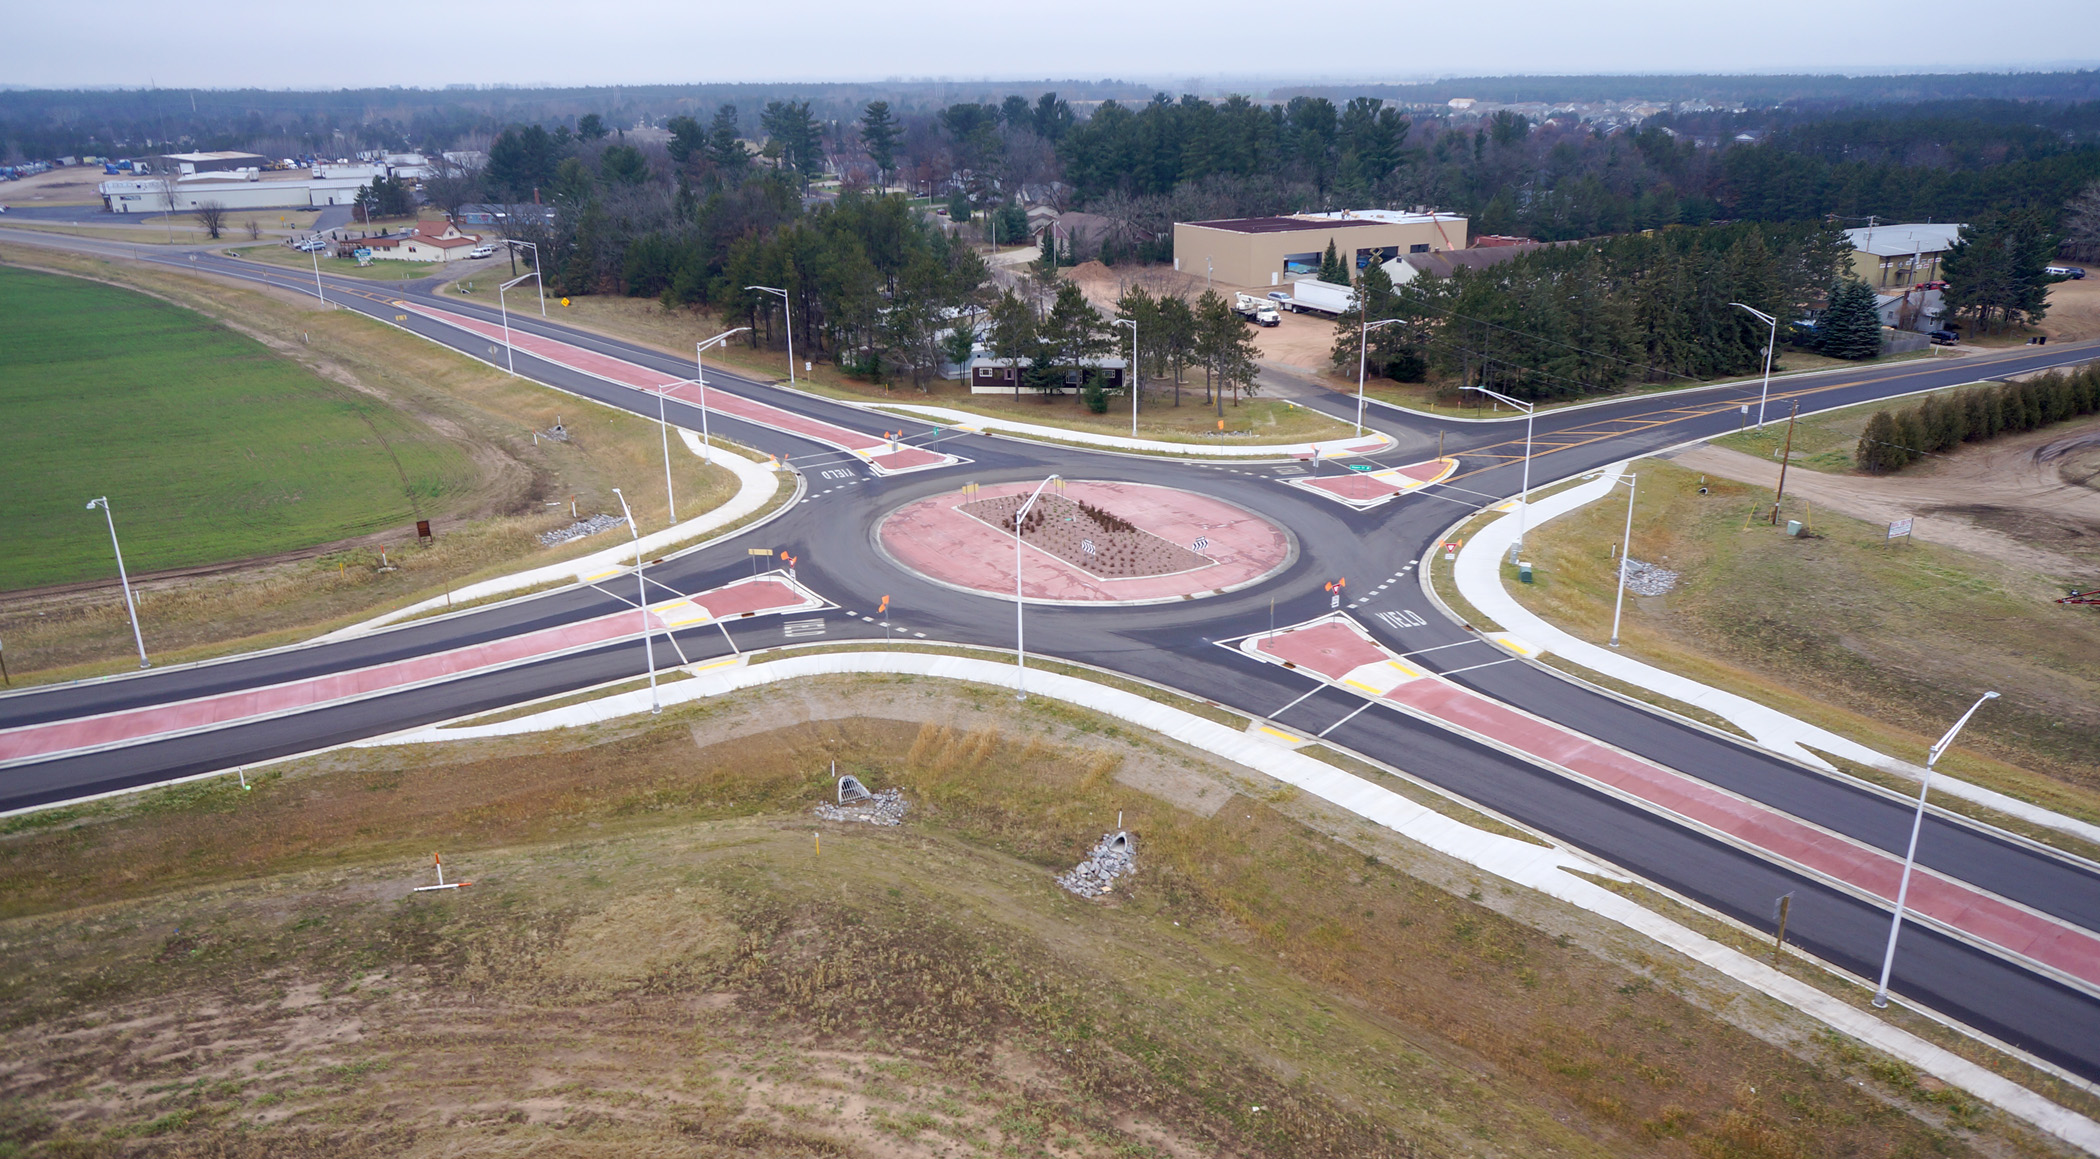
[2045,265,2087,280]
[1929,329,1962,345]
[467,244,496,258]
[1914,280,1948,291]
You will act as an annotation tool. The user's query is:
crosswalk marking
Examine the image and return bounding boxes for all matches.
[783,618,826,639]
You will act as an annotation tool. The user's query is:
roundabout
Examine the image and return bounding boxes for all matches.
[874,478,1294,605]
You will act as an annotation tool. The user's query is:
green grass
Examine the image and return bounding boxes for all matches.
[232,245,440,282]
[0,264,477,589]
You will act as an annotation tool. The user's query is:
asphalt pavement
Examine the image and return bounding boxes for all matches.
[4,227,2100,1080]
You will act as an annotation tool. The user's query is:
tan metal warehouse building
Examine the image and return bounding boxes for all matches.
[1173,210,1469,288]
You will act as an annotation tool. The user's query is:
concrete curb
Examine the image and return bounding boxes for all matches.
[865,400,1394,459]
[363,647,2100,1152]
[1447,463,2100,850]
[315,436,783,641]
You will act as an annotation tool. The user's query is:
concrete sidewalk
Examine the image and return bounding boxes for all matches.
[1448,464,2100,849]
[318,432,783,641]
[362,648,2100,1153]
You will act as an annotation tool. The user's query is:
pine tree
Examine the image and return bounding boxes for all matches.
[859,101,900,188]
[1818,280,1883,360]
[1318,238,1348,284]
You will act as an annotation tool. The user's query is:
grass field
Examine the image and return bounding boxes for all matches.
[0,246,746,682]
[1501,457,2100,810]
[0,264,478,590]
[0,677,2061,1157]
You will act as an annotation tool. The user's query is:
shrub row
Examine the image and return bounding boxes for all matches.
[1856,363,2100,473]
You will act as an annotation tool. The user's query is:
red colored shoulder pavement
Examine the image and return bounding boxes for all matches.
[403,303,951,470]
[0,579,810,766]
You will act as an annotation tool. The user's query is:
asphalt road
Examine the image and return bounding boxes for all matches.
[5,228,2100,1081]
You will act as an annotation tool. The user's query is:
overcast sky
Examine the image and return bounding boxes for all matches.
[6,0,2098,90]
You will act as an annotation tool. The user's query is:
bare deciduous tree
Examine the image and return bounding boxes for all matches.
[193,200,228,240]
[244,218,262,240]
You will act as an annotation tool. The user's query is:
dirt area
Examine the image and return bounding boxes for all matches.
[961,492,1207,578]
[2039,262,2100,343]
[1673,417,2100,578]
[0,245,745,684]
[0,676,2067,1157]
[0,166,113,207]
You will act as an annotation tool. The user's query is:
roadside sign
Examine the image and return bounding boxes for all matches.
[1443,540,1461,560]
[1348,463,1374,472]
[1082,538,1096,556]
[747,548,773,556]
[1192,536,1210,552]
[1887,517,1914,541]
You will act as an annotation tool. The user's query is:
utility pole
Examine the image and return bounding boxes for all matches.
[1772,402,1799,524]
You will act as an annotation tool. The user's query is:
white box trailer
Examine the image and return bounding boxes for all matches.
[1271,277,1357,317]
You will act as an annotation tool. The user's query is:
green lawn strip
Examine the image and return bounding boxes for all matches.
[438,670,695,729]
[230,245,436,281]
[1302,746,1548,846]
[0,264,476,589]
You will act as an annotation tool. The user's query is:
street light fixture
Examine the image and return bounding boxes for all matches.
[1461,385,1537,553]
[1606,471,1638,648]
[1872,690,2000,1009]
[1112,317,1138,438]
[503,240,548,315]
[1356,316,1404,436]
[1010,474,1061,701]
[1731,302,1778,431]
[85,497,149,669]
[610,487,662,716]
[745,285,796,387]
[693,327,750,471]
[497,270,541,377]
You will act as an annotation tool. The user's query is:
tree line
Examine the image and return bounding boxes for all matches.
[1329,221,1853,400]
[1856,365,2100,473]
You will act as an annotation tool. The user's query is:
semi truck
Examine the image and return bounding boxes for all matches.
[1269,277,1357,317]
[1233,293,1281,326]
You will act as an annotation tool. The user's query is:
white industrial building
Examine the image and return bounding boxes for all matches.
[99,172,373,213]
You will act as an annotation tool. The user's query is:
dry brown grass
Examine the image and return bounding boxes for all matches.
[0,678,2064,1158]
[0,244,746,682]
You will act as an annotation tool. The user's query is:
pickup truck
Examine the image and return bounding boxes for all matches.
[1233,293,1281,326]
[1271,277,1356,317]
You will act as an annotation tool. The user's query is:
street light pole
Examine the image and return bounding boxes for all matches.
[86,497,149,668]
[505,240,547,315]
[1357,316,1402,436]
[1462,385,1536,552]
[497,271,539,377]
[1113,317,1138,438]
[1872,690,2000,1008]
[611,488,661,716]
[693,327,751,471]
[1011,474,1061,700]
[745,285,795,387]
[1731,302,1778,430]
[311,245,326,307]
[1608,471,1638,648]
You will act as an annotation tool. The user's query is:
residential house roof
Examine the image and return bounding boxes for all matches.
[1844,223,1965,257]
